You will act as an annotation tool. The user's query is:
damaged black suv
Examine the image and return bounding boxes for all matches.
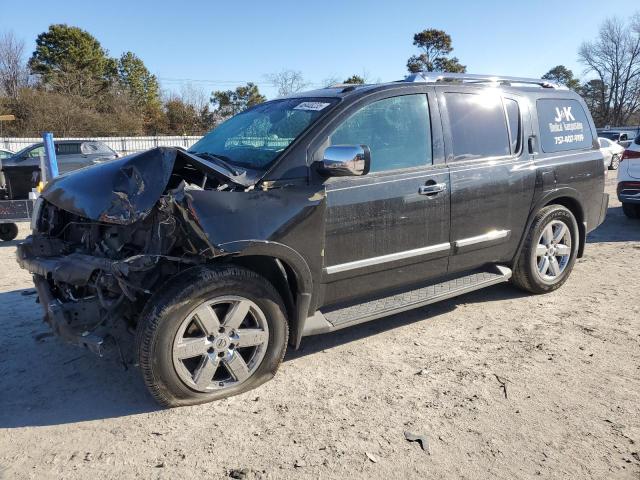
[18,73,608,407]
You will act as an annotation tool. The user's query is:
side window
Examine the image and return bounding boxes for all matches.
[26,146,44,158]
[329,94,432,172]
[444,92,510,161]
[55,143,81,155]
[536,99,593,153]
[504,98,521,154]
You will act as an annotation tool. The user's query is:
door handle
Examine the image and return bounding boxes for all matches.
[418,183,447,196]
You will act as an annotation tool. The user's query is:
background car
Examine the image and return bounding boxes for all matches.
[617,134,640,219]
[598,130,634,148]
[0,140,118,199]
[598,137,625,170]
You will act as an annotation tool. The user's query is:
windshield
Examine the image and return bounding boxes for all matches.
[189,97,338,170]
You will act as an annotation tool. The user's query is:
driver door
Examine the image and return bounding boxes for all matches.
[319,91,451,307]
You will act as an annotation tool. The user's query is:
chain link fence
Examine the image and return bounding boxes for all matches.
[0,136,203,156]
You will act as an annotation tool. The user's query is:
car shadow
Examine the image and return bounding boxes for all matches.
[0,282,525,428]
[0,238,22,248]
[285,282,528,361]
[587,206,640,243]
[0,288,160,429]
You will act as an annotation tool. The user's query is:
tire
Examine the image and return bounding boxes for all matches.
[136,264,289,407]
[0,223,18,242]
[512,205,579,294]
[609,154,620,170]
[622,203,640,219]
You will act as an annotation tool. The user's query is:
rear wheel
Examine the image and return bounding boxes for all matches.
[512,205,579,294]
[609,154,620,170]
[622,203,640,219]
[136,265,289,407]
[0,223,18,242]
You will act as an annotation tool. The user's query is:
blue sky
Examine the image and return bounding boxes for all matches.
[1,0,639,98]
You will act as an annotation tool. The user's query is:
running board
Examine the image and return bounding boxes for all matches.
[302,265,512,336]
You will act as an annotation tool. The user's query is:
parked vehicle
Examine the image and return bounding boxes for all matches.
[598,137,625,170]
[0,148,13,159]
[17,73,608,407]
[617,134,640,219]
[0,140,118,200]
[598,130,634,148]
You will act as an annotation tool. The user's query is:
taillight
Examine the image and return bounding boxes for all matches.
[621,149,640,162]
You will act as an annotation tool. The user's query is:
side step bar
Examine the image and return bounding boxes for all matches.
[302,265,512,336]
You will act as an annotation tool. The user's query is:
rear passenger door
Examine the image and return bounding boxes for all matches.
[438,87,536,274]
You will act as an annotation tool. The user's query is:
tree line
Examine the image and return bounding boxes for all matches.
[0,16,639,138]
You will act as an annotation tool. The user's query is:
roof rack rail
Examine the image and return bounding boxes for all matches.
[403,72,568,90]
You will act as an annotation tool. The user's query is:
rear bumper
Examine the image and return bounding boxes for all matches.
[597,193,609,227]
[617,181,640,204]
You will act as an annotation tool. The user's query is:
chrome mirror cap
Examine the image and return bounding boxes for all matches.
[317,145,371,177]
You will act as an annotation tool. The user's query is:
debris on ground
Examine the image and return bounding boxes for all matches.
[404,431,430,454]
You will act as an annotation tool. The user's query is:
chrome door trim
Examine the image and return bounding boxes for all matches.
[454,229,510,248]
[325,242,451,275]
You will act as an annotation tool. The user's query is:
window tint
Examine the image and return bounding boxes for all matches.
[537,99,593,153]
[598,138,608,148]
[505,98,521,154]
[445,92,510,161]
[329,94,431,172]
[26,146,44,158]
[55,143,81,155]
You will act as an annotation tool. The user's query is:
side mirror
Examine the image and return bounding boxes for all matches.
[317,145,371,177]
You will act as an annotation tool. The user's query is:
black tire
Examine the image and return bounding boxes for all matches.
[622,203,640,219]
[136,264,289,407]
[0,223,18,242]
[512,205,579,294]
[609,154,620,170]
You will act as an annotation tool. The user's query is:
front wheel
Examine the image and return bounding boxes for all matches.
[512,205,579,294]
[136,265,289,407]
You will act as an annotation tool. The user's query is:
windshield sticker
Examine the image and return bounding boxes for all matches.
[294,102,331,111]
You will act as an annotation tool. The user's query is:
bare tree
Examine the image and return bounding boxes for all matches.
[579,14,640,125]
[265,69,309,97]
[0,31,29,98]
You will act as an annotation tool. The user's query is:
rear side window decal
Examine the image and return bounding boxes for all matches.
[537,99,593,153]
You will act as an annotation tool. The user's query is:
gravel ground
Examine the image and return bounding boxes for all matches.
[0,176,639,480]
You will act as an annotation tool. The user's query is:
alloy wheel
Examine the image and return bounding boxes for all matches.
[172,296,269,392]
[534,220,572,283]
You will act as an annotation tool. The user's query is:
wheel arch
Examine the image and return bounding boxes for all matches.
[217,240,313,349]
[513,189,587,264]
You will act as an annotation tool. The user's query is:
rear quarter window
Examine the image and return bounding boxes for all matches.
[537,99,593,153]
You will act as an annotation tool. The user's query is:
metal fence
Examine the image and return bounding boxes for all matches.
[0,136,203,156]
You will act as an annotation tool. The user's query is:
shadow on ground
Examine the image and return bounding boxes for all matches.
[0,289,160,429]
[286,282,527,361]
[587,206,640,243]
[0,281,526,428]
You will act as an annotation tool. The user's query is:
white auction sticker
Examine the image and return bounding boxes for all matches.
[294,102,331,111]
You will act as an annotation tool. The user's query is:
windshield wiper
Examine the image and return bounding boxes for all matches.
[190,152,243,176]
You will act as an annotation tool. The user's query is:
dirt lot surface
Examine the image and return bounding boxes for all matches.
[0,177,639,479]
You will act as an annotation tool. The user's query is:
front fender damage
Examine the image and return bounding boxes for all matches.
[20,146,326,356]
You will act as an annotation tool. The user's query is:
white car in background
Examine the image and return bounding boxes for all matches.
[618,135,640,219]
[598,137,625,170]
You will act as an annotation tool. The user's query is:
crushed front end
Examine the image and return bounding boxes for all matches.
[16,147,243,355]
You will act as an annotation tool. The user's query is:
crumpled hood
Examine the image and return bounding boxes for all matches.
[42,146,250,225]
